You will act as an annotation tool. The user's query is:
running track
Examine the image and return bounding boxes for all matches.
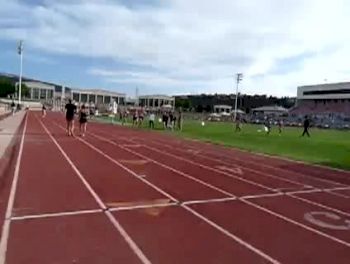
[1,111,350,263]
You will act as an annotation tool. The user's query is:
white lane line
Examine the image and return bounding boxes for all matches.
[182,197,237,205]
[182,205,281,264]
[144,137,349,187]
[288,194,350,217]
[89,128,278,193]
[110,203,178,212]
[0,112,28,264]
[240,193,283,200]
[124,141,278,192]
[75,126,280,263]
[325,190,350,199]
[138,138,312,189]
[11,209,103,221]
[79,122,350,259]
[77,136,179,203]
[88,131,235,198]
[40,120,106,209]
[40,120,152,264]
[241,198,350,248]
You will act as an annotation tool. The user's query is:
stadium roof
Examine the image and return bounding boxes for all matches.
[252,105,288,112]
[71,88,125,96]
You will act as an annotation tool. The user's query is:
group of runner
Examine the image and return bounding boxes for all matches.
[57,99,88,137]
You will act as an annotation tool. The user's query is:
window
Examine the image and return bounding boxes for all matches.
[303,89,350,95]
[33,88,39,99]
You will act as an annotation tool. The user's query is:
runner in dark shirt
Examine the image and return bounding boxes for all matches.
[65,99,77,136]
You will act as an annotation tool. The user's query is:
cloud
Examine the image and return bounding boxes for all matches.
[1,0,350,96]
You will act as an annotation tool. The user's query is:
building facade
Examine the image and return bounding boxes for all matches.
[138,95,175,109]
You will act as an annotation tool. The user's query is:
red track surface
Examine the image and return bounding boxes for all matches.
[1,111,350,263]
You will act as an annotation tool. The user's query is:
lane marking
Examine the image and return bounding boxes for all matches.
[182,205,281,264]
[119,140,279,192]
[106,199,172,208]
[143,137,348,188]
[73,122,350,259]
[216,166,243,175]
[132,138,314,189]
[240,193,283,200]
[241,198,350,248]
[119,159,148,165]
[110,202,178,212]
[182,197,237,205]
[0,112,28,264]
[88,131,235,198]
[288,194,350,218]
[325,190,350,199]
[77,127,280,262]
[304,211,350,230]
[40,119,152,264]
[11,209,103,221]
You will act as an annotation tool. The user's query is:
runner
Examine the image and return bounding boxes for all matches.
[79,105,88,137]
[11,101,16,115]
[42,104,47,118]
[132,111,138,127]
[138,109,144,128]
[65,99,77,136]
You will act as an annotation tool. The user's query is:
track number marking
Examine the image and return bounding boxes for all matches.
[304,211,350,230]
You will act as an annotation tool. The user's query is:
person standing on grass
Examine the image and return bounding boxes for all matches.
[264,118,271,135]
[79,105,88,137]
[278,119,283,135]
[301,115,311,137]
[162,112,168,129]
[235,117,241,132]
[132,111,138,127]
[177,108,183,131]
[149,111,155,129]
[65,99,77,136]
[42,104,47,118]
[169,112,174,130]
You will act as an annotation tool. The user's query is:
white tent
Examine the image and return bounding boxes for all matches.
[161,104,173,109]
[231,109,245,114]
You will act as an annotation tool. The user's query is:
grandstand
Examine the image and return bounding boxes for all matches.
[290,82,350,116]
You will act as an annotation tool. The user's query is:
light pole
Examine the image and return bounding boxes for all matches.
[17,40,24,105]
[234,73,243,121]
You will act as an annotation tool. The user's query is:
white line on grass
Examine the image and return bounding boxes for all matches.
[0,112,28,264]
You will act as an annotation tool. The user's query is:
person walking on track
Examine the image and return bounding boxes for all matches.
[42,104,47,118]
[79,104,88,137]
[301,115,311,137]
[65,99,77,136]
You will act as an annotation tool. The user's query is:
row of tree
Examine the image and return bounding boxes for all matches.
[0,77,29,99]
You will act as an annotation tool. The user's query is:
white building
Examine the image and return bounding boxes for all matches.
[297,82,350,101]
[291,82,350,115]
[24,81,55,101]
[138,95,175,110]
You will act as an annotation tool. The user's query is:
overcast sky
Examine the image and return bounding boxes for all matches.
[1,0,350,97]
